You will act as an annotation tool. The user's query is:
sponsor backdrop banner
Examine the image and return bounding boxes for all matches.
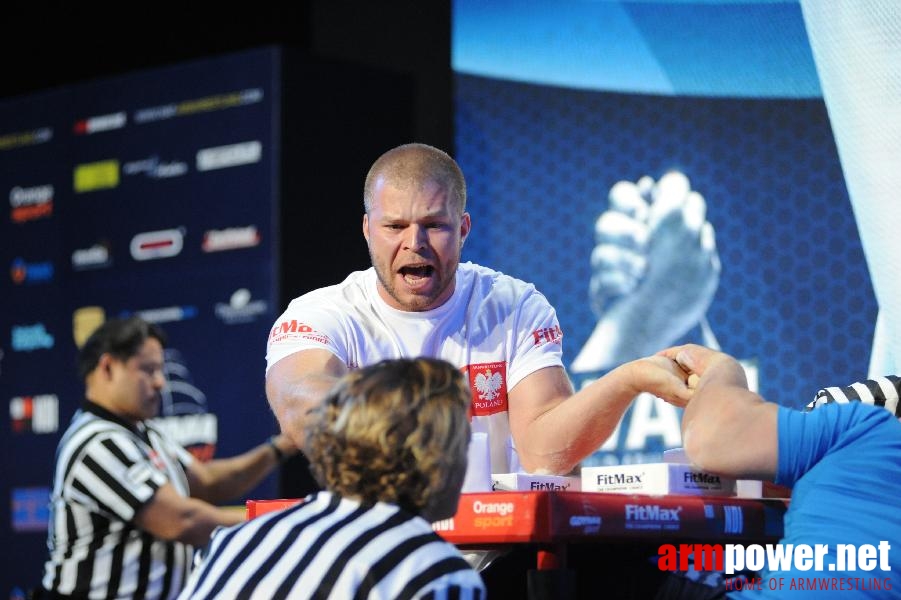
[452,2,882,466]
[0,47,280,596]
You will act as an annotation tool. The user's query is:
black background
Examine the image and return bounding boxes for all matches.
[1,1,451,150]
[3,0,453,499]
[2,3,456,592]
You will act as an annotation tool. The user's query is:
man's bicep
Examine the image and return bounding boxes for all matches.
[266,349,348,398]
[265,349,349,443]
[507,366,573,440]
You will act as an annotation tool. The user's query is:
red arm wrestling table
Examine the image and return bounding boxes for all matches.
[247,491,787,598]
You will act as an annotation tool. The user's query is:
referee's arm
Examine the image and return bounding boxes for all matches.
[134,483,245,546]
[185,434,297,504]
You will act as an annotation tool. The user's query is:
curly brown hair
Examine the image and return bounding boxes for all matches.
[304,357,471,517]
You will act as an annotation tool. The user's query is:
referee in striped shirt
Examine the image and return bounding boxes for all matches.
[36,317,298,599]
[807,374,901,418]
[179,357,486,599]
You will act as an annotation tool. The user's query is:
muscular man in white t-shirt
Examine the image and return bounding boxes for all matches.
[266,142,691,475]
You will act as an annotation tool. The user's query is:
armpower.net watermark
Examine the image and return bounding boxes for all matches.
[658,542,893,592]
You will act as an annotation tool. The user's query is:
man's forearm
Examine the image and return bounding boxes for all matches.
[191,440,288,503]
[174,501,245,546]
[515,358,690,474]
[517,387,634,475]
[137,485,246,546]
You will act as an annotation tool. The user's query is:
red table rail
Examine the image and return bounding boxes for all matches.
[247,492,787,599]
[247,491,786,545]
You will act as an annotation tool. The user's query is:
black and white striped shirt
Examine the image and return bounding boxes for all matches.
[807,374,901,418]
[41,401,195,599]
[178,491,486,599]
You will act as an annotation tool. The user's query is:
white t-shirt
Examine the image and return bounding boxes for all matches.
[266,262,564,473]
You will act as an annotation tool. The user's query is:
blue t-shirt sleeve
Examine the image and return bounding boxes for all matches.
[776,402,899,487]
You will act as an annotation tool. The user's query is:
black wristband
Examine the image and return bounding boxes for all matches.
[268,436,286,462]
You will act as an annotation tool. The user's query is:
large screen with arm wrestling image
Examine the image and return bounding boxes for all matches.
[453,0,900,466]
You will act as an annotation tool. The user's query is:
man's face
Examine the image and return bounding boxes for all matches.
[108,338,166,423]
[363,177,470,312]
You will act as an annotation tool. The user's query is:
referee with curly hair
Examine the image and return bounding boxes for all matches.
[178,357,486,599]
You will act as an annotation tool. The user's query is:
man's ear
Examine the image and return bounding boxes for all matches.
[362,213,370,244]
[96,353,115,379]
[460,212,471,246]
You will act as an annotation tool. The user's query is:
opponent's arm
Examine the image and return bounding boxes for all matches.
[659,344,778,479]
